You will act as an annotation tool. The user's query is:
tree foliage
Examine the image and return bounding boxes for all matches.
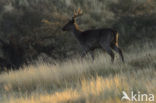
[0,0,156,70]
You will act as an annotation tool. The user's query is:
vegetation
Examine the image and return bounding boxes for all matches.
[0,0,156,69]
[0,43,156,103]
[0,0,156,103]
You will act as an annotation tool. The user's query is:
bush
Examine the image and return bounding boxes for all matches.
[0,0,156,70]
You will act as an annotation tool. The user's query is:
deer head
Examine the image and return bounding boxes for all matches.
[62,8,83,31]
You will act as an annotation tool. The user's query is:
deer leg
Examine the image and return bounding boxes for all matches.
[106,47,114,62]
[111,44,124,63]
[89,51,95,60]
[81,48,89,58]
[81,51,87,57]
[101,44,114,62]
[81,50,95,60]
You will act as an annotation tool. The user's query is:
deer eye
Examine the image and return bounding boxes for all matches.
[70,19,74,23]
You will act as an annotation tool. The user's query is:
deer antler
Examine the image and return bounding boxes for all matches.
[73,8,83,19]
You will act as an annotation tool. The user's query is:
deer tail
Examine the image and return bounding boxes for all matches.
[115,32,119,47]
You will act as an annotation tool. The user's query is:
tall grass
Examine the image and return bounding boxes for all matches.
[0,44,156,103]
[0,0,156,103]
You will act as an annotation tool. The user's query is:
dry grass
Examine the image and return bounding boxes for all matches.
[0,46,156,103]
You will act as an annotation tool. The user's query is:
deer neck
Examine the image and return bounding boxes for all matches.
[72,23,81,38]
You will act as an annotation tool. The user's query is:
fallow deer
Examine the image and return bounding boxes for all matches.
[62,8,124,62]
